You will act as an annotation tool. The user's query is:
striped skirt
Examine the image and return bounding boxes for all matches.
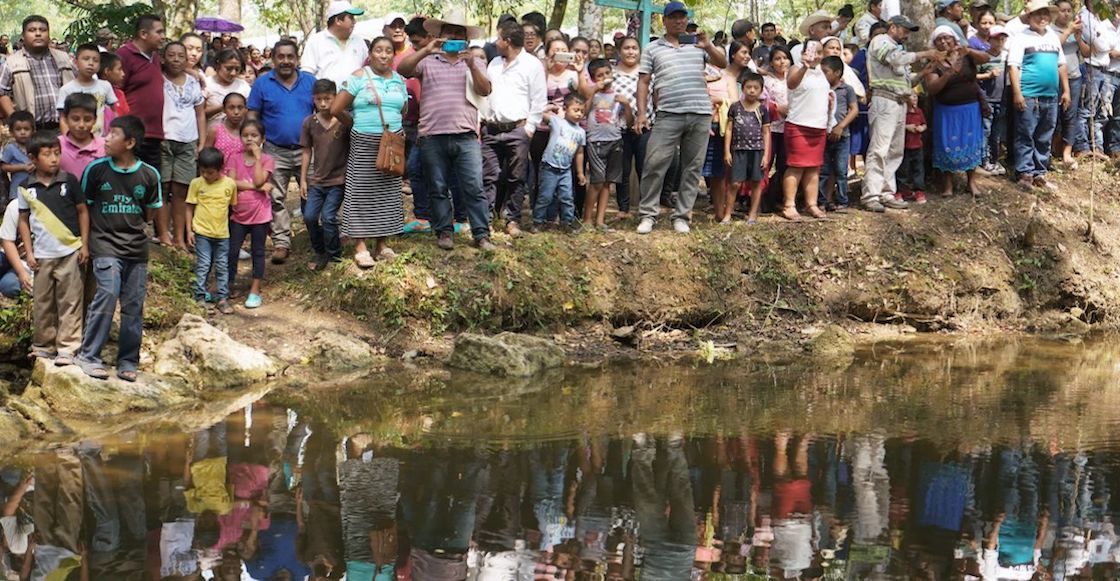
[341,130,405,239]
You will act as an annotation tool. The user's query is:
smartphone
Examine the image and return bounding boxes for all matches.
[442,39,467,54]
[555,51,575,64]
[678,33,697,44]
[804,40,820,61]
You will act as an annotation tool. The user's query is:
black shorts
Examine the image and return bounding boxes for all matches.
[731,150,765,184]
[587,141,622,184]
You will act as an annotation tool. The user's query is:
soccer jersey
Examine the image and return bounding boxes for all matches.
[185,176,237,239]
[81,157,162,260]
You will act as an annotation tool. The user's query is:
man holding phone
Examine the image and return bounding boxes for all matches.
[634,1,727,235]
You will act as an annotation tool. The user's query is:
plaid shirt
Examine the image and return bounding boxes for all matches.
[0,50,63,124]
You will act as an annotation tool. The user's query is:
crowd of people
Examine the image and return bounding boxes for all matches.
[0,0,1102,380]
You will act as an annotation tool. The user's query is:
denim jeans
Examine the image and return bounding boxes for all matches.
[534,165,574,225]
[982,100,1006,166]
[79,257,147,373]
[817,134,850,207]
[898,148,926,191]
[1080,73,1111,153]
[408,134,429,221]
[193,235,230,301]
[304,184,343,260]
[1062,76,1083,149]
[420,133,490,241]
[0,254,20,297]
[1014,96,1059,179]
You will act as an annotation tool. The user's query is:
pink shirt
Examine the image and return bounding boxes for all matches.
[212,122,242,160]
[225,151,274,226]
[60,133,105,179]
[413,54,485,137]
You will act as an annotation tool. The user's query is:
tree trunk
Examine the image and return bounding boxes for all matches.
[166,0,198,39]
[902,0,935,50]
[578,0,603,40]
[549,0,568,30]
[219,0,240,23]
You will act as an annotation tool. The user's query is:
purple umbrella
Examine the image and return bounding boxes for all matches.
[193,16,245,33]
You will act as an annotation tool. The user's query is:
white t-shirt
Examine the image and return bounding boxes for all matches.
[205,76,252,117]
[0,516,33,555]
[162,75,206,142]
[300,30,369,88]
[0,199,18,242]
[786,65,832,129]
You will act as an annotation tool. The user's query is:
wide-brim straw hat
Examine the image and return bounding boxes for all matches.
[423,7,484,40]
[799,10,834,38]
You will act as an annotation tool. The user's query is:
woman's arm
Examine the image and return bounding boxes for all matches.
[194,104,207,153]
[787,65,809,91]
[923,67,952,97]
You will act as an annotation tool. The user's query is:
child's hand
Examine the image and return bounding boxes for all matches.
[77,246,89,266]
[577,173,588,186]
[829,127,842,141]
[186,231,195,250]
[300,183,308,200]
[23,163,34,173]
[614,94,628,105]
[261,183,273,193]
[17,272,32,293]
[724,152,733,168]
[25,253,37,272]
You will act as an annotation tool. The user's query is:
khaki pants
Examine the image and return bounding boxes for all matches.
[862,95,907,205]
[31,251,84,355]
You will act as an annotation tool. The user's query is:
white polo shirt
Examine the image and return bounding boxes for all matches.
[300,29,368,88]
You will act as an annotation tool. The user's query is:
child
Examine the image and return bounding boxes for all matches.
[979,25,1009,176]
[59,93,106,179]
[724,72,771,224]
[226,120,274,309]
[205,92,247,160]
[900,92,928,204]
[1,111,34,200]
[583,58,631,231]
[532,94,587,233]
[186,147,238,314]
[76,115,162,382]
[300,79,350,271]
[55,43,116,137]
[161,41,207,250]
[98,52,131,118]
[818,56,858,212]
[16,130,88,365]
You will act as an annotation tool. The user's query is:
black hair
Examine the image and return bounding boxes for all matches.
[195,510,221,549]
[521,11,546,34]
[405,16,427,38]
[197,146,225,171]
[7,110,33,132]
[618,35,640,49]
[728,40,750,60]
[312,78,337,95]
[839,4,855,18]
[273,39,298,56]
[27,130,59,157]
[869,0,883,5]
[570,36,591,50]
[240,118,265,138]
[109,115,145,147]
[546,37,569,54]
[762,22,777,31]
[768,45,792,64]
[562,92,585,108]
[134,14,162,36]
[222,91,247,107]
[869,21,889,39]
[821,55,844,73]
[74,42,100,57]
[498,20,525,48]
[214,48,244,69]
[163,40,185,58]
[21,15,48,34]
[99,51,121,75]
[369,35,393,53]
[740,71,764,88]
[587,58,610,77]
[62,93,98,116]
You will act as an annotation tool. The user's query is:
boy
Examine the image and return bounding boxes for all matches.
[98,52,130,118]
[818,56,858,212]
[59,93,106,179]
[1,111,35,200]
[56,43,117,137]
[76,115,162,382]
[532,94,587,233]
[16,130,89,365]
[899,92,928,204]
[584,58,631,231]
[299,78,350,271]
[186,147,238,315]
[979,26,1009,176]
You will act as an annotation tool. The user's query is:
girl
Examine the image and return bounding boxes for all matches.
[725,73,771,224]
[205,92,247,160]
[226,120,274,309]
[181,32,207,85]
[763,47,792,211]
[205,49,251,124]
[712,40,753,221]
[161,41,207,250]
[612,36,642,219]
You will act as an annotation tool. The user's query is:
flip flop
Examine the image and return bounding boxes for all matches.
[354,251,376,269]
[403,219,432,234]
[117,369,138,382]
[54,354,74,367]
[78,360,109,380]
[376,248,397,261]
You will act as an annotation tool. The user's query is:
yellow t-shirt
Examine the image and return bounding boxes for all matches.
[186,176,238,239]
[184,456,233,515]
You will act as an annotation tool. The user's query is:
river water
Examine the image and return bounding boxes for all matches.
[4,337,1120,579]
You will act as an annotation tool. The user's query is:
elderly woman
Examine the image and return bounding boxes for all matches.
[923,26,989,197]
[783,38,831,220]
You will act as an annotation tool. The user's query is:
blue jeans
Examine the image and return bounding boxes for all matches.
[419,133,490,241]
[1062,76,1083,149]
[534,165,575,225]
[0,254,20,297]
[817,134,850,207]
[1014,96,1059,179]
[193,235,229,301]
[1079,73,1111,153]
[982,100,1006,166]
[304,184,343,259]
[79,257,147,372]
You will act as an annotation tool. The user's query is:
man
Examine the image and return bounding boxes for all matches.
[791,10,834,64]
[1008,0,1070,189]
[0,16,74,131]
[730,19,757,58]
[95,27,117,53]
[383,12,409,57]
[834,4,856,43]
[634,2,727,235]
[753,22,781,64]
[398,9,495,251]
[0,35,9,55]
[247,39,315,264]
[1079,2,1115,154]
[522,20,544,58]
[301,0,368,88]
[862,15,939,212]
[935,0,968,42]
[855,0,884,46]
[482,19,546,236]
[117,15,165,172]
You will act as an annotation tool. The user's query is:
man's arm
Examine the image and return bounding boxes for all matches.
[398,41,440,78]
[0,64,15,120]
[698,30,727,69]
[527,64,547,132]
[635,73,651,132]
[467,56,491,96]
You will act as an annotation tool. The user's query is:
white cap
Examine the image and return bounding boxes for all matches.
[325,0,364,21]
[382,12,407,26]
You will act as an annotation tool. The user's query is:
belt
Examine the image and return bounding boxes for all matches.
[484,119,526,133]
[266,141,301,151]
[871,90,908,104]
[1092,65,1120,79]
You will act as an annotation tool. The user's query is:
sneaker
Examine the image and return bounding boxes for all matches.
[437,232,454,251]
[882,196,909,210]
[1033,176,1058,191]
[893,191,904,202]
[973,165,992,177]
[475,237,497,251]
[863,200,886,213]
[672,219,691,234]
[217,299,234,315]
[271,247,289,265]
[898,189,913,201]
[244,293,262,309]
[913,191,927,204]
[636,217,655,234]
[239,249,251,261]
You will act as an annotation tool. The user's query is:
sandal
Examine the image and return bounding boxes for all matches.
[54,354,74,367]
[116,369,138,383]
[807,207,829,220]
[376,248,397,261]
[307,254,330,271]
[354,251,376,269]
[403,219,432,234]
[780,208,802,222]
[78,360,109,380]
[28,349,54,361]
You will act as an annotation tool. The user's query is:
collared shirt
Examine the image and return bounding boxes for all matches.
[868,34,919,98]
[118,41,165,139]
[639,38,711,116]
[484,48,547,131]
[0,49,64,124]
[855,12,881,46]
[412,54,486,137]
[60,133,105,179]
[17,170,83,259]
[301,29,369,88]
[393,46,422,124]
[1082,8,1114,68]
[247,69,316,147]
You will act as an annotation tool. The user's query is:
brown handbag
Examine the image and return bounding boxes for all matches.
[366,70,406,177]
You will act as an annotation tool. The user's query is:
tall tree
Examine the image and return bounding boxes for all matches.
[549,0,568,29]
[165,0,198,38]
[578,0,603,39]
[901,0,934,49]
[219,0,238,22]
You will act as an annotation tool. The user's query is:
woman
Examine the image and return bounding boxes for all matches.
[613,36,642,219]
[205,49,252,124]
[247,46,266,75]
[783,38,831,220]
[181,33,207,82]
[331,37,407,267]
[589,38,603,60]
[821,37,865,99]
[708,40,753,221]
[923,26,988,197]
[763,47,792,213]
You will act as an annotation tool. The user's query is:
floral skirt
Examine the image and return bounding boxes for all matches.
[933,101,983,173]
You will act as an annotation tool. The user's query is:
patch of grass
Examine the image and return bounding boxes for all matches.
[0,296,32,357]
[145,249,202,329]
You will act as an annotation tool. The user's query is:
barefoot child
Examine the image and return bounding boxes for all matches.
[160,41,207,250]
[226,120,273,309]
[724,72,771,224]
[532,94,587,233]
[186,147,238,314]
[584,58,631,231]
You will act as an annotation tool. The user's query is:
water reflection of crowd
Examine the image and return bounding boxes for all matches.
[0,406,1118,580]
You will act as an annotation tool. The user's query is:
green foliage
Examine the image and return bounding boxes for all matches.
[0,296,32,355]
[64,3,155,46]
[145,248,201,329]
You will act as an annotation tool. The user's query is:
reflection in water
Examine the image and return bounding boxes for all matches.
[6,339,1120,579]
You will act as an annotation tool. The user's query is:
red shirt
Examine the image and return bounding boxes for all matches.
[905,106,925,151]
[393,46,421,125]
[111,86,130,116]
[118,41,164,139]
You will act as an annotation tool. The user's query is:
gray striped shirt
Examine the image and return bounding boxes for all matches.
[639,38,710,115]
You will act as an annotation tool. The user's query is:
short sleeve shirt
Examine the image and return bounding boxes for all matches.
[1,142,30,200]
[542,116,586,170]
[163,75,206,142]
[1007,28,1064,98]
[585,90,623,142]
[81,157,163,260]
[0,516,33,555]
[185,176,237,239]
[831,83,857,136]
[56,79,117,136]
[204,76,252,117]
[300,114,349,187]
[226,151,275,225]
[0,198,18,241]
[728,101,770,151]
[639,39,711,115]
[17,171,84,259]
[345,68,408,134]
[246,70,316,148]
[413,55,484,137]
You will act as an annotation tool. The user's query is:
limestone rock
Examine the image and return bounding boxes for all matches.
[26,360,192,417]
[805,325,854,359]
[448,332,564,377]
[153,314,281,388]
[308,330,381,372]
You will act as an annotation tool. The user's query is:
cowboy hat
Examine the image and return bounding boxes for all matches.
[424,6,484,39]
[799,10,835,38]
[1023,0,1057,14]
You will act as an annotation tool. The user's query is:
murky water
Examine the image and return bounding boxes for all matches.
[6,337,1120,580]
